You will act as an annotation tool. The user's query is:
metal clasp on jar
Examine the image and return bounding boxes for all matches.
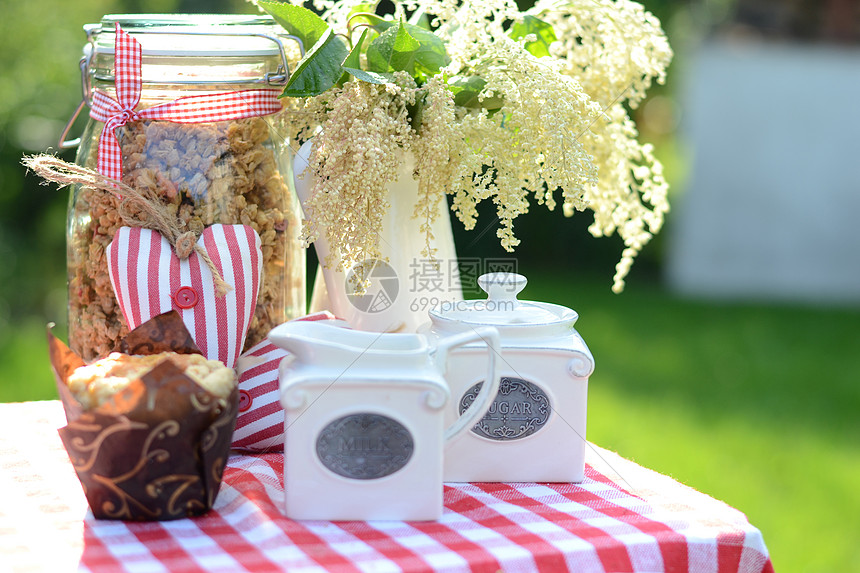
[59,23,304,149]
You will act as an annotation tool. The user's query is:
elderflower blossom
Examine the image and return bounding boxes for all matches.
[292,76,417,271]
[532,0,672,108]
[411,76,458,259]
[271,0,672,292]
[444,35,603,250]
[530,0,672,291]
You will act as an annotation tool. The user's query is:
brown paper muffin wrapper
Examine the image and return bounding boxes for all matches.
[48,310,238,521]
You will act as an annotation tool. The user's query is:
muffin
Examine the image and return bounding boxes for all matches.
[49,311,240,521]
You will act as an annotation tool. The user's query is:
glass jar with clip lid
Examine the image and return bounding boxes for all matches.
[61,14,306,362]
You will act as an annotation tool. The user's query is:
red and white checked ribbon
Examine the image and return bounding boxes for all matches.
[90,23,282,180]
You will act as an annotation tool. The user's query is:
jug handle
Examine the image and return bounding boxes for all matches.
[438,327,501,444]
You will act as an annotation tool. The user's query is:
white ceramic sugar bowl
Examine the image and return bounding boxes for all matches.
[269,321,500,521]
[424,272,595,483]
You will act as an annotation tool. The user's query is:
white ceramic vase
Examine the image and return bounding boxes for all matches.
[293,139,462,332]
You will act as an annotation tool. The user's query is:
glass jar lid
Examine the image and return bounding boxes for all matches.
[90,14,292,57]
[429,273,578,328]
[82,14,301,91]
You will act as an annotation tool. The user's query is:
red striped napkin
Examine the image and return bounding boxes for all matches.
[232,312,351,452]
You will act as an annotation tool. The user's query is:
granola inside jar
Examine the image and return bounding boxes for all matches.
[67,15,306,361]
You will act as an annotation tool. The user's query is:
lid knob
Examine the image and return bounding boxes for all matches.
[478,273,527,304]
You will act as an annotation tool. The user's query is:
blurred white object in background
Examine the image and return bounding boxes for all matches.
[668,40,860,304]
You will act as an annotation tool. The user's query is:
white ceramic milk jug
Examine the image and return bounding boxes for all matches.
[293,139,463,333]
[423,272,595,483]
[268,321,500,521]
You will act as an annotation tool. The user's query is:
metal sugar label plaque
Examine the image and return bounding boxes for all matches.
[460,377,551,441]
[315,413,414,480]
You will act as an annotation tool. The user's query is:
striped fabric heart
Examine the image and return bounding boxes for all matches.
[107,225,262,368]
[232,312,351,452]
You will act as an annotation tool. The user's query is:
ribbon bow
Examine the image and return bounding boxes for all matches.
[90,23,283,180]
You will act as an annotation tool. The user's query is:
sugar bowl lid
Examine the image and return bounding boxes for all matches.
[429,273,577,330]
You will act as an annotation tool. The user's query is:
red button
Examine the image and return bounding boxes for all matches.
[174,286,198,309]
[238,390,252,413]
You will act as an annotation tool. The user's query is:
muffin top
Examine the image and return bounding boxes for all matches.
[67,352,235,409]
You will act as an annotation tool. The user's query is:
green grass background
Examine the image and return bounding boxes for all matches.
[2,270,858,572]
[529,272,860,573]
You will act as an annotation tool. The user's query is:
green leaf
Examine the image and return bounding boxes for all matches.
[408,10,432,30]
[346,2,379,27]
[344,29,366,68]
[338,27,367,86]
[259,0,350,97]
[406,25,450,80]
[447,75,503,110]
[338,29,396,86]
[509,15,557,58]
[343,67,396,84]
[363,14,395,34]
[407,97,424,132]
[257,1,329,51]
[366,20,450,81]
[366,20,420,74]
[283,28,349,97]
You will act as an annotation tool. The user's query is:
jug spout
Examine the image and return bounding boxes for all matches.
[266,322,330,364]
[268,321,431,370]
[268,321,357,366]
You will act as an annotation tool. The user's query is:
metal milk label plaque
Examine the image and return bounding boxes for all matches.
[459,377,551,441]
[315,413,414,480]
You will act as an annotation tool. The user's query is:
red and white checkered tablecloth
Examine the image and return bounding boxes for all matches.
[0,401,774,573]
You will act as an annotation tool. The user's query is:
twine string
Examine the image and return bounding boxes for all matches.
[22,154,232,297]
